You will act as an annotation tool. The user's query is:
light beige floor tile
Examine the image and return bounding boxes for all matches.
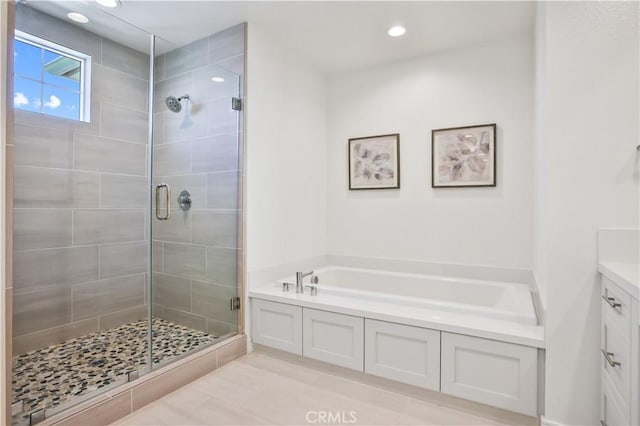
[241,352,323,385]
[397,398,510,426]
[114,352,524,426]
[312,370,411,413]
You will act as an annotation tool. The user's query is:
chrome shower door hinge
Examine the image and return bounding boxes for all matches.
[231,97,242,111]
[29,408,45,425]
[127,370,139,382]
[230,296,241,311]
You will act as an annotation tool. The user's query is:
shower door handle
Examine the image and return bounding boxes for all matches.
[155,184,171,220]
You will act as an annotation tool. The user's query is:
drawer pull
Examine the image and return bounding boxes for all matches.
[601,349,621,367]
[602,295,622,309]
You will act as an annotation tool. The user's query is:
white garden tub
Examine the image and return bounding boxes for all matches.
[299,267,537,325]
[250,265,544,347]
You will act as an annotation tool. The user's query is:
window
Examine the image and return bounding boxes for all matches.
[13,30,91,122]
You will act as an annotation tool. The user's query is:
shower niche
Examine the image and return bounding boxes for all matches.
[10,3,245,424]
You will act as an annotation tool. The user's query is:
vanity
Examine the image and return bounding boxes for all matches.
[598,230,640,426]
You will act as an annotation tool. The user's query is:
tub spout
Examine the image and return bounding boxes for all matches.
[296,270,314,294]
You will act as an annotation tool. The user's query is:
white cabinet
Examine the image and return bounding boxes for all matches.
[250,296,540,416]
[251,299,302,355]
[303,308,364,371]
[440,332,538,417]
[602,370,630,426]
[364,319,440,391]
[600,275,639,426]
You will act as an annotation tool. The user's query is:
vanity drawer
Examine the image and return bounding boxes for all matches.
[602,323,631,405]
[602,277,632,337]
[602,369,629,426]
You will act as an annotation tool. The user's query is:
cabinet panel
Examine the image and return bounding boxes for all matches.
[602,323,630,407]
[600,274,639,426]
[251,299,302,355]
[602,370,630,426]
[603,277,632,337]
[365,319,440,391]
[441,332,537,416]
[303,308,364,371]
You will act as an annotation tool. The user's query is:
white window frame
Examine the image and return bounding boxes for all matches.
[14,29,92,122]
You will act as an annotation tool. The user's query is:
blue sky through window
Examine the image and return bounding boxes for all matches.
[14,37,83,121]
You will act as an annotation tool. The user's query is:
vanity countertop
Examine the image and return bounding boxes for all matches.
[599,261,640,301]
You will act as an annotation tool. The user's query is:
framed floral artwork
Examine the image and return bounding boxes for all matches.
[431,124,496,188]
[348,134,400,190]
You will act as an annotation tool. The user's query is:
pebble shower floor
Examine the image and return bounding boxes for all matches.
[12,317,218,424]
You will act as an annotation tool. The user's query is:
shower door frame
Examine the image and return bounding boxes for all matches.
[1,2,14,425]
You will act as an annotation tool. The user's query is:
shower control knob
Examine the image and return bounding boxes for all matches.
[177,190,192,211]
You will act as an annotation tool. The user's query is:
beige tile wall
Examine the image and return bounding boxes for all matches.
[152,24,245,338]
[12,5,150,355]
[12,7,245,354]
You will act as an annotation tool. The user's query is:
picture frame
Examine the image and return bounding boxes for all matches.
[348,133,400,190]
[431,123,496,188]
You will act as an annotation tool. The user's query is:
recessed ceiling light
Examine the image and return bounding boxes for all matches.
[96,0,120,7]
[67,12,89,23]
[387,25,406,37]
[211,77,225,83]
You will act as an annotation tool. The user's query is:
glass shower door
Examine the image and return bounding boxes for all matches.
[11,3,154,424]
[11,2,243,422]
[150,36,242,366]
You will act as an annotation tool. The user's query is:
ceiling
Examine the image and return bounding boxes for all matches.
[25,1,535,74]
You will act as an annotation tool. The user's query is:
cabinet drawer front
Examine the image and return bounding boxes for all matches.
[303,308,364,371]
[602,370,630,426]
[602,323,631,405]
[441,332,537,416]
[603,277,632,337]
[251,299,302,355]
[365,319,440,391]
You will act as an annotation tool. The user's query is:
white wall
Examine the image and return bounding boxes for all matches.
[245,24,328,273]
[533,3,548,310]
[327,36,534,270]
[537,2,639,424]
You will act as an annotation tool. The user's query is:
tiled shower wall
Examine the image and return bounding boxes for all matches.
[152,24,245,337]
[12,6,150,355]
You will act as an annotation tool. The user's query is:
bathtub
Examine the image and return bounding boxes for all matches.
[249,265,544,416]
[249,265,544,347]
[287,266,537,325]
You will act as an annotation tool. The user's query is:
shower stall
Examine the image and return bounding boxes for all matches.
[10,3,244,424]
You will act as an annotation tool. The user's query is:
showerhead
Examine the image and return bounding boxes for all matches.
[165,94,190,113]
[165,96,181,113]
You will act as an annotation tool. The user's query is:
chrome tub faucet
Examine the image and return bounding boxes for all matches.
[296,270,314,293]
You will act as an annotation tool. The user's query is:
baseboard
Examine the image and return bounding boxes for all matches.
[541,416,565,426]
